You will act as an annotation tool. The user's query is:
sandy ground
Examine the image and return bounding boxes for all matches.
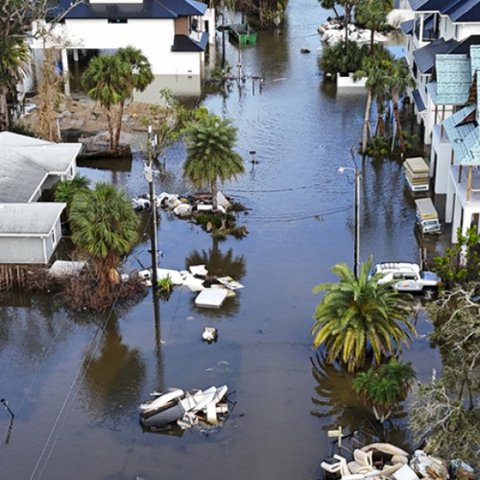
[20,94,152,142]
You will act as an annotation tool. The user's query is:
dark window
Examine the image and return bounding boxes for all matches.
[108,18,128,24]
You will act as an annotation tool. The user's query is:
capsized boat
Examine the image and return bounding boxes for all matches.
[139,385,229,430]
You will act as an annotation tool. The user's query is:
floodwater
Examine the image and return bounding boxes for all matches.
[1,2,443,479]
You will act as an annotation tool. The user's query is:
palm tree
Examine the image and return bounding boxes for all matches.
[319,0,340,19]
[311,259,416,372]
[355,0,393,54]
[0,36,30,131]
[69,183,140,295]
[54,175,91,211]
[386,58,414,152]
[183,111,245,211]
[114,47,153,149]
[82,54,130,150]
[354,49,391,154]
[353,360,416,423]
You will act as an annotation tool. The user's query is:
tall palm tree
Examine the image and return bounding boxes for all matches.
[0,36,30,131]
[355,0,393,54]
[312,259,416,372]
[354,49,391,154]
[386,58,414,152]
[69,183,140,295]
[353,360,416,423]
[183,111,244,211]
[82,54,130,150]
[114,46,153,149]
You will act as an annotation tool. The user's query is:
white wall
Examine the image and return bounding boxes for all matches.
[53,18,202,76]
[457,23,480,41]
[0,237,45,264]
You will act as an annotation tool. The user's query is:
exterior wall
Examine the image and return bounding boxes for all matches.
[430,124,452,194]
[457,23,480,41]
[59,19,203,76]
[0,218,62,264]
[0,237,46,264]
[175,17,189,35]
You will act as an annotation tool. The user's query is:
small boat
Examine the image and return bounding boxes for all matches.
[228,23,258,46]
[139,385,229,430]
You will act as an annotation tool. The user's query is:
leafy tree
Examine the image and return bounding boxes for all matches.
[69,183,140,296]
[354,49,391,154]
[83,47,153,151]
[319,0,340,18]
[183,111,244,211]
[114,46,153,148]
[409,285,480,468]
[312,259,416,372]
[320,41,369,77]
[386,58,414,152]
[54,175,91,212]
[353,360,416,423]
[0,35,29,131]
[355,0,393,53]
[433,225,480,287]
[0,0,83,131]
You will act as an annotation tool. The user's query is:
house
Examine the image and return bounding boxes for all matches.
[401,0,480,143]
[0,132,81,264]
[31,0,215,100]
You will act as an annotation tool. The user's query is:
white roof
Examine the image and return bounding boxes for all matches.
[404,157,429,173]
[373,262,420,274]
[0,203,66,235]
[0,132,82,203]
[415,198,438,219]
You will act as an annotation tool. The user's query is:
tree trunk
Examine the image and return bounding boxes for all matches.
[361,90,373,154]
[392,96,405,152]
[106,107,114,150]
[211,180,218,211]
[370,28,375,55]
[114,101,125,151]
[0,87,10,132]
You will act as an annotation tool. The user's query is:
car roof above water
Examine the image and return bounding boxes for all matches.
[373,262,421,274]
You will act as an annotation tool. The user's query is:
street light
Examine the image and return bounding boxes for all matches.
[338,166,361,278]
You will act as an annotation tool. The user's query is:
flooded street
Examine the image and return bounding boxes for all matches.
[0,1,443,479]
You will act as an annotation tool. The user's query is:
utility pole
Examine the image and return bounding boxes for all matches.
[146,126,159,294]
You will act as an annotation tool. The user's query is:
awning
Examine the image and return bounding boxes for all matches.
[412,89,426,112]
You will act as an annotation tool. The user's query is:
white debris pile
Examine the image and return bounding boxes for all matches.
[318,18,387,46]
[131,191,232,217]
[139,385,229,431]
[138,264,244,308]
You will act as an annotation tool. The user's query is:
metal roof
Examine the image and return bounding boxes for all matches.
[0,203,66,235]
[56,0,206,20]
[413,89,426,111]
[409,0,446,11]
[444,0,480,22]
[171,32,208,52]
[0,132,81,203]
[413,38,458,74]
[400,19,414,35]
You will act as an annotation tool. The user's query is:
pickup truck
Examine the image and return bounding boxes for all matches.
[371,262,442,292]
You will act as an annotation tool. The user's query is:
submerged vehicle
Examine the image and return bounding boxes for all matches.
[371,262,441,292]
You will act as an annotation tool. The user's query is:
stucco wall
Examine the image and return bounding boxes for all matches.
[60,19,202,76]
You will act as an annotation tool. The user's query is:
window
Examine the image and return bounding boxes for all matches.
[51,229,56,247]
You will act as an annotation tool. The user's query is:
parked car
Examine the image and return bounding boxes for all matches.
[371,262,442,292]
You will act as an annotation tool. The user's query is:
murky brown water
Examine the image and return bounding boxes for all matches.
[0,2,443,479]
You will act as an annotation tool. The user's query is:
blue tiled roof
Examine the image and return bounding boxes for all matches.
[55,0,206,20]
[413,38,458,74]
[444,104,480,165]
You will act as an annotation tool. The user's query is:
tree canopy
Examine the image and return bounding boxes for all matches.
[312,259,416,372]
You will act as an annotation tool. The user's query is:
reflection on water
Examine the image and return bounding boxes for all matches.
[310,352,411,450]
[80,313,146,426]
